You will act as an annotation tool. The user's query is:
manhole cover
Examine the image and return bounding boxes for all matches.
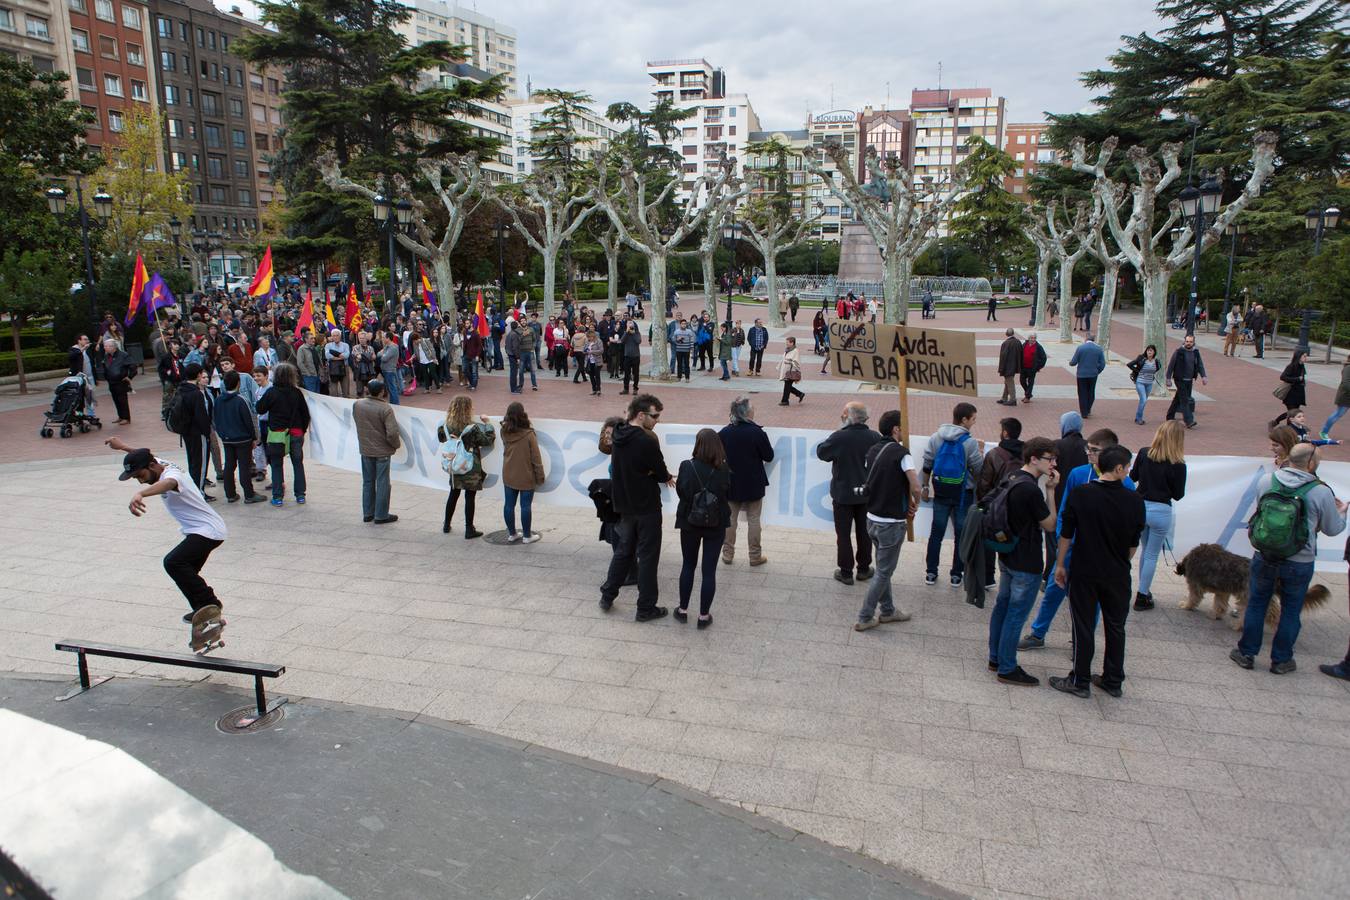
[217,705,284,734]
[482,529,544,546]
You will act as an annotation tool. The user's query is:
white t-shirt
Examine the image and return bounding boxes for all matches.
[867,452,916,524]
[156,461,228,541]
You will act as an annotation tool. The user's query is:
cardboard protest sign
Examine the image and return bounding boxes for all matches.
[829,322,978,397]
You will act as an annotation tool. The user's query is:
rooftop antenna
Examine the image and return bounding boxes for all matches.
[885,81,890,110]
[829,83,834,109]
[937,61,942,90]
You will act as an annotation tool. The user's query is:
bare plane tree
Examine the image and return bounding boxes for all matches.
[1084,187,1138,354]
[1032,200,1099,344]
[694,179,751,321]
[493,170,598,319]
[1021,210,1056,329]
[740,198,822,328]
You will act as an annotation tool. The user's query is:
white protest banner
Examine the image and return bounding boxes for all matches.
[304,393,1350,571]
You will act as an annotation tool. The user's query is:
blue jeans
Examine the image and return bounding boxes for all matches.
[361,455,391,520]
[491,336,503,369]
[860,519,905,622]
[1323,406,1349,437]
[382,371,402,404]
[1029,547,1072,639]
[266,434,306,501]
[1137,501,1172,595]
[464,359,479,389]
[720,359,730,378]
[925,491,971,577]
[1134,381,1151,422]
[521,351,538,388]
[1239,554,1315,664]
[302,375,321,393]
[503,486,534,536]
[989,564,1042,674]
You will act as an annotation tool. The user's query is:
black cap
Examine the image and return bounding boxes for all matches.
[119,448,154,480]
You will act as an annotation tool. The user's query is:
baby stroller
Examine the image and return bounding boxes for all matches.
[40,374,101,438]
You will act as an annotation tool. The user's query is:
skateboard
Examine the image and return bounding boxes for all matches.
[189,604,226,654]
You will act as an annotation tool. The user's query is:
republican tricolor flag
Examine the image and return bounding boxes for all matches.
[125,254,149,325]
[143,272,178,319]
[474,289,489,338]
[248,245,275,304]
[419,261,437,312]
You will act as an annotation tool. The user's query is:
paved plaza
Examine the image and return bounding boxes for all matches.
[2,305,1349,898]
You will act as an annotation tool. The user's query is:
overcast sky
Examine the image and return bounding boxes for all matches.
[510,0,1165,128]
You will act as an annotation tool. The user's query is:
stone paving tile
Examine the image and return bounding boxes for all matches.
[1226,760,1350,808]
[1275,840,1350,896]
[1058,715,1163,752]
[1186,792,1335,847]
[811,774,923,824]
[563,681,659,717]
[1103,860,1241,900]
[863,823,985,888]
[1149,825,1295,887]
[769,735,864,775]
[1019,735,1130,781]
[1034,807,1162,866]
[499,700,603,741]
[708,761,818,810]
[980,840,1112,898]
[1119,749,1244,796]
[419,688,519,729]
[679,723,781,766]
[615,747,720,794]
[752,804,866,852]
[343,680,439,715]
[922,789,1038,846]
[870,749,977,794]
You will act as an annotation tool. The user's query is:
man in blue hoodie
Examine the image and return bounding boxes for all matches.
[920,402,984,587]
[212,370,264,504]
[1020,427,1135,649]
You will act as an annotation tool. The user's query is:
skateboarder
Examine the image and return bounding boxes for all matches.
[106,437,228,648]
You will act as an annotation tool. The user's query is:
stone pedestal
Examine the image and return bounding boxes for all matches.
[838,222,883,282]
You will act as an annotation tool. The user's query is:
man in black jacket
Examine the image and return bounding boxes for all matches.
[997,329,1022,405]
[856,410,919,630]
[1164,334,1207,429]
[718,397,774,566]
[173,363,216,500]
[1245,304,1268,358]
[816,401,884,585]
[600,392,674,621]
[102,338,137,424]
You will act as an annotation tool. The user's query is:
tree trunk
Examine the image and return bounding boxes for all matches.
[1035,256,1051,329]
[541,251,557,320]
[1058,255,1077,344]
[605,245,619,312]
[1096,263,1120,353]
[764,252,782,327]
[431,256,454,314]
[10,316,27,395]
[701,248,718,320]
[1141,269,1171,396]
[647,253,671,379]
[883,253,911,324]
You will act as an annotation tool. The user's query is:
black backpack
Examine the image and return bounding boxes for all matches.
[164,384,194,435]
[686,463,721,528]
[982,470,1034,552]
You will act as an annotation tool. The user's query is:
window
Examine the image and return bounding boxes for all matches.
[1012,184,1024,195]
[229,97,242,116]
[191,153,199,171]
[201,92,219,115]
[220,34,227,51]
[268,108,280,125]
[207,155,223,177]
[249,72,263,90]
[705,126,722,140]
[1014,167,1025,178]
[178,21,187,41]
[233,158,248,177]
[121,5,138,28]
[163,84,179,105]
[221,66,230,86]
[160,50,174,71]
[200,59,207,77]
[126,42,142,65]
[76,67,94,90]
[94,0,112,22]
[68,0,85,11]
[108,109,124,132]
[209,185,226,204]
[260,190,272,204]
[186,88,193,107]
[103,73,122,96]
[728,126,736,136]
[167,117,183,137]
[99,35,116,58]
[171,151,187,171]
[72,28,90,52]
[682,145,696,156]
[207,30,215,49]
[131,80,146,101]
[210,63,218,80]
[156,15,170,38]
[231,128,245,148]
[1016,135,1026,145]
[0,8,11,30]
[195,26,203,47]
[82,104,101,125]
[204,124,222,147]
[254,132,268,150]
[267,77,278,94]
[25,15,50,39]
[238,189,251,206]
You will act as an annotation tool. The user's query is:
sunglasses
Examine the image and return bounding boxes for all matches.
[646,411,661,420]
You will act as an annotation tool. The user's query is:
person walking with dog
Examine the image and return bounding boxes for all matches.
[1048,444,1146,698]
[1232,442,1347,674]
[1129,420,1187,611]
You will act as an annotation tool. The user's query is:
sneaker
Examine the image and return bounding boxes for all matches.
[373,515,399,524]
[244,495,266,504]
[1269,659,1296,675]
[987,660,998,671]
[1049,675,1090,698]
[749,556,768,567]
[599,597,613,612]
[1091,674,1123,698]
[856,566,874,581]
[1018,634,1044,651]
[464,528,483,540]
[721,555,734,566]
[1320,662,1350,681]
[853,619,879,631]
[1229,648,1255,670]
[295,496,305,505]
[364,516,375,523]
[1321,431,1331,441]
[521,533,541,544]
[203,494,217,503]
[227,495,240,503]
[950,574,963,587]
[833,569,855,586]
[878,611,911,624]
[505,533,522,543]
[998,667,1040,687]
[635,606,668,623]
[270,498,283,507]
[924,573,938,586]
[1133,592,1155,611]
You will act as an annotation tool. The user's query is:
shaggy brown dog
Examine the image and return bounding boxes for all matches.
[1175,543,1330,630]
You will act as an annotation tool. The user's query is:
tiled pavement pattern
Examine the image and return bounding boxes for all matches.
[2,454,1348,899]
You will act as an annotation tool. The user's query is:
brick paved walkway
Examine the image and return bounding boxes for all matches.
[2,450,1347,898]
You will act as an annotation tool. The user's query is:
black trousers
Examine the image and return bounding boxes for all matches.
[222,441,256,500]
[587,362,601,392]
[1166,379,1195,426]
[184,432,210,491]
[164,533,223,613]
[622,357,640,392]
[675,351,691,380]
[1254,332,1265,357]
[1020,371,1037,399]
[607,344,622,377]
[445,487,476,529]
[1068,575,1130,689]
[602,511,662,611]
[679,527,726,616]
[833,502,871,575]
[1077,376,1098,416]
[781,379,805,403]
[108,381,132,421]
[749,347,764,373]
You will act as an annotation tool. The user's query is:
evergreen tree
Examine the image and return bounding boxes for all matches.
[948,137,1029,279]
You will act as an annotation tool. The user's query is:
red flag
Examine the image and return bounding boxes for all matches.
[125,254,149,325]
[294,287,314,341]
[475,289,490,338]
[345,284,362,330]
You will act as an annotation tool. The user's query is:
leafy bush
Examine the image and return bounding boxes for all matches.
[0,349,68,377]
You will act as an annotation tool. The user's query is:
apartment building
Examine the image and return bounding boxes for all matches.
[858,106,910,181]
[645,58,760,206]
[1003,122,1051,196]
[424,61,513,183]
[807,110,860,239]
[65,0,157,153]
[0,0,76,78]
[507,94,619,181]
[743,128,810,214]
[393,0,517,98]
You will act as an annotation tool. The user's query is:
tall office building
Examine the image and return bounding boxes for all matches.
[1003,122,1051,197]
[65,0,158,154]
[645,58,760,206]
[393,0,518,97]
[507,94,619,182]
[806,110,861,239]
[0,0,77,82]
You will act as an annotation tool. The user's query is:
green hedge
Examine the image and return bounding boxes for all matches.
[0,349,68,377]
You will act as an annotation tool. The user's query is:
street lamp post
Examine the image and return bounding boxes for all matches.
[168,216,185,318]
[1303,204,1341,356]
[1177,172,1223,336]
[494,220,509,310]
[371,193,398,315]
[721,217,740,326]
[1217,221,1245,336]
[46,178,111,334]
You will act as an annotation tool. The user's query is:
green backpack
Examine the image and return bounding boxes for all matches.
[1248,479,1320,560]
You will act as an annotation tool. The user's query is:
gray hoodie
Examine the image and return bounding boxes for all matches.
[1265,467,1346,563]
[922,423,984,491]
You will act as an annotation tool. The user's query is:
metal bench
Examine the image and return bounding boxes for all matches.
[54,640,286,719]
